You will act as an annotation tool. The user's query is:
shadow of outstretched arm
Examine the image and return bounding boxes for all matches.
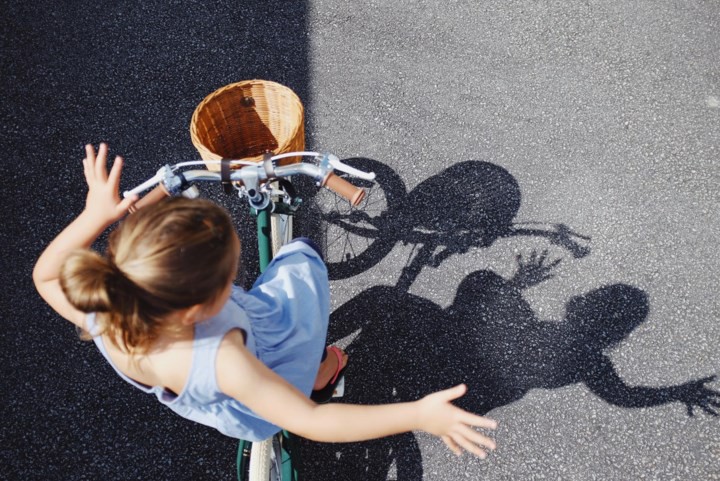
[584,355,720,417]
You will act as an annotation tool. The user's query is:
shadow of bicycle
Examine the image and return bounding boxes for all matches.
[302,158,590,283]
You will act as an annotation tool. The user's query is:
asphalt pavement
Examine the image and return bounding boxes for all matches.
[2,1,719,480]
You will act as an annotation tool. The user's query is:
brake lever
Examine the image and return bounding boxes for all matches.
[325,154,376,181]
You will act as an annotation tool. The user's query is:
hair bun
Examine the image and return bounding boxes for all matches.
[59,249,117,313]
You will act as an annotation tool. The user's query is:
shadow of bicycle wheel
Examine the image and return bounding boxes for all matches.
[299,158,527,280]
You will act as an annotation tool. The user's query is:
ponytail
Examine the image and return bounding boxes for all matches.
[60,249,156,350]
[60,249,117,313]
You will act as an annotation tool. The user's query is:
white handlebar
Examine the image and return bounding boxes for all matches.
[123,169,164,198]
[123,152,375,199]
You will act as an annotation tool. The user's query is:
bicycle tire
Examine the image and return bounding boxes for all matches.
[269,180,294,256]
[311,158,406,280]
[270,210,293,257]
[248,437,274,481]
[237,435,285,481]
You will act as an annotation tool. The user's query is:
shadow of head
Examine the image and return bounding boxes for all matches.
[566,284,649,349]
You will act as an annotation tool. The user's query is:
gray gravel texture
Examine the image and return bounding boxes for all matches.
[2,0,719,480]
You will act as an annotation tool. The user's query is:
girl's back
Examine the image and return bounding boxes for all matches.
[96,327,194,396]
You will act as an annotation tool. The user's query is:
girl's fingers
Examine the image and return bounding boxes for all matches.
[107,155,124,188]
[95,143,109,180]
[449,432,487,459]
[85,143,96,163]
[82,157,92,183]
[461,411,498,430]
[438,384,467,402]
[441,435,462,457]
[84,144,96,180]
[116,193,138,215]
[456,424,496,451]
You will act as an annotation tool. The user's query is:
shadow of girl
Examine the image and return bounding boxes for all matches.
[443,270,719,415]
[299,265,719,480]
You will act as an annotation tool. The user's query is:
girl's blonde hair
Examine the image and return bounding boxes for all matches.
[60,197,239,353]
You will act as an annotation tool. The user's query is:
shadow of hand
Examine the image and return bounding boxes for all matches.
[671,375,720,417]
[508,250,562,289]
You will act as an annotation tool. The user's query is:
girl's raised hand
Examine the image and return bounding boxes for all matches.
[417,384,498,458]
[82,143,137,225]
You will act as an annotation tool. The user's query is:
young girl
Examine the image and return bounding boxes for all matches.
[33,143,498,458]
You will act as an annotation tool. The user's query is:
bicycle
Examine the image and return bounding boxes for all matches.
[124,152,376,481]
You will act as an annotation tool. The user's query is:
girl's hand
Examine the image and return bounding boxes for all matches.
[417,384,498,458]
[33,143,137,327]
[82,143,137,226]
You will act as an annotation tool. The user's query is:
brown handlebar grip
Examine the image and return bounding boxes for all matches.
[321,172,366,206]
[128,184,170,213]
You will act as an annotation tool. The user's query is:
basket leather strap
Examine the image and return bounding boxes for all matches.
[221,159,233,194]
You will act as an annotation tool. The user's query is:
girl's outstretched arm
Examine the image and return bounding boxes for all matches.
[217,330,498,458]
[33,143,137,327]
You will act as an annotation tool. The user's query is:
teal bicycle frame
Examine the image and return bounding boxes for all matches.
[236,206,299,481]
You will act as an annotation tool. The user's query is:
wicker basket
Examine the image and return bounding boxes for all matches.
[190,80,305,170]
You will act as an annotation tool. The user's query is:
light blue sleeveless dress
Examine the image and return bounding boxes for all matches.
[86,242,330,441]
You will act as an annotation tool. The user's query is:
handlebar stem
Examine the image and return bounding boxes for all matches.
[238,164,265,193]
[246,188,270,210]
